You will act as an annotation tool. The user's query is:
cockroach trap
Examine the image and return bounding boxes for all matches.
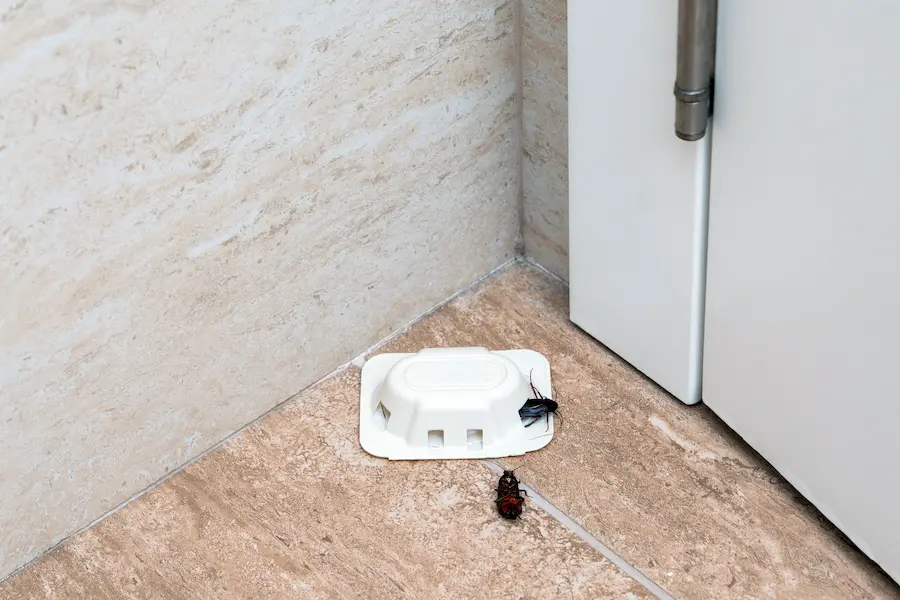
[359,347,554,460]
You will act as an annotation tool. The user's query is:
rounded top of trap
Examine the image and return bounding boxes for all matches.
[380,347,525,416]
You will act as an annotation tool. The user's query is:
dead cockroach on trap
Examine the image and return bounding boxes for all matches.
[518,369,560,432]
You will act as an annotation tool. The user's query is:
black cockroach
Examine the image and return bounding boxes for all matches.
[495,469,526,520]
[518,370,559,429]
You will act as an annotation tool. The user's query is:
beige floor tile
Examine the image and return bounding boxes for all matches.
[379,263,899,600]
[0,368,651,600]
[6,261,897,600]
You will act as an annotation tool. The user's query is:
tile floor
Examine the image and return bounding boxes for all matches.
[1,262,897,599]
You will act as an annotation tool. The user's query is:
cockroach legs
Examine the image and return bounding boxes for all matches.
[524,413,554,431]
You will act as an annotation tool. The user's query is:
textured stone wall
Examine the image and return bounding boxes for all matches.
[521,0,568,279]
[0,0,517,577]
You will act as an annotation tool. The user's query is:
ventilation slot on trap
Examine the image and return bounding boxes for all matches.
[427,430,444,448]
[466,429,484,451]
[374,402,391,431]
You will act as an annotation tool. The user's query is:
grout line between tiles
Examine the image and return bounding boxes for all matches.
[521,254,569,287]
[1,257,521,585]
[353,257,519,364]
[482,460,676,600]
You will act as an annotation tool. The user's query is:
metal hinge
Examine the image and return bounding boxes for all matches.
[674,0,718,141]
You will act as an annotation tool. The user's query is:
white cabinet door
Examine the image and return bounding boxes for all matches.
[569,1,710,404]
[705,1,900,581]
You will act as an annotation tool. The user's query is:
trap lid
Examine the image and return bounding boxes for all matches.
[359,347,554,460]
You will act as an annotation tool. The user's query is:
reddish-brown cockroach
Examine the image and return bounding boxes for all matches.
[495,469,526,520]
